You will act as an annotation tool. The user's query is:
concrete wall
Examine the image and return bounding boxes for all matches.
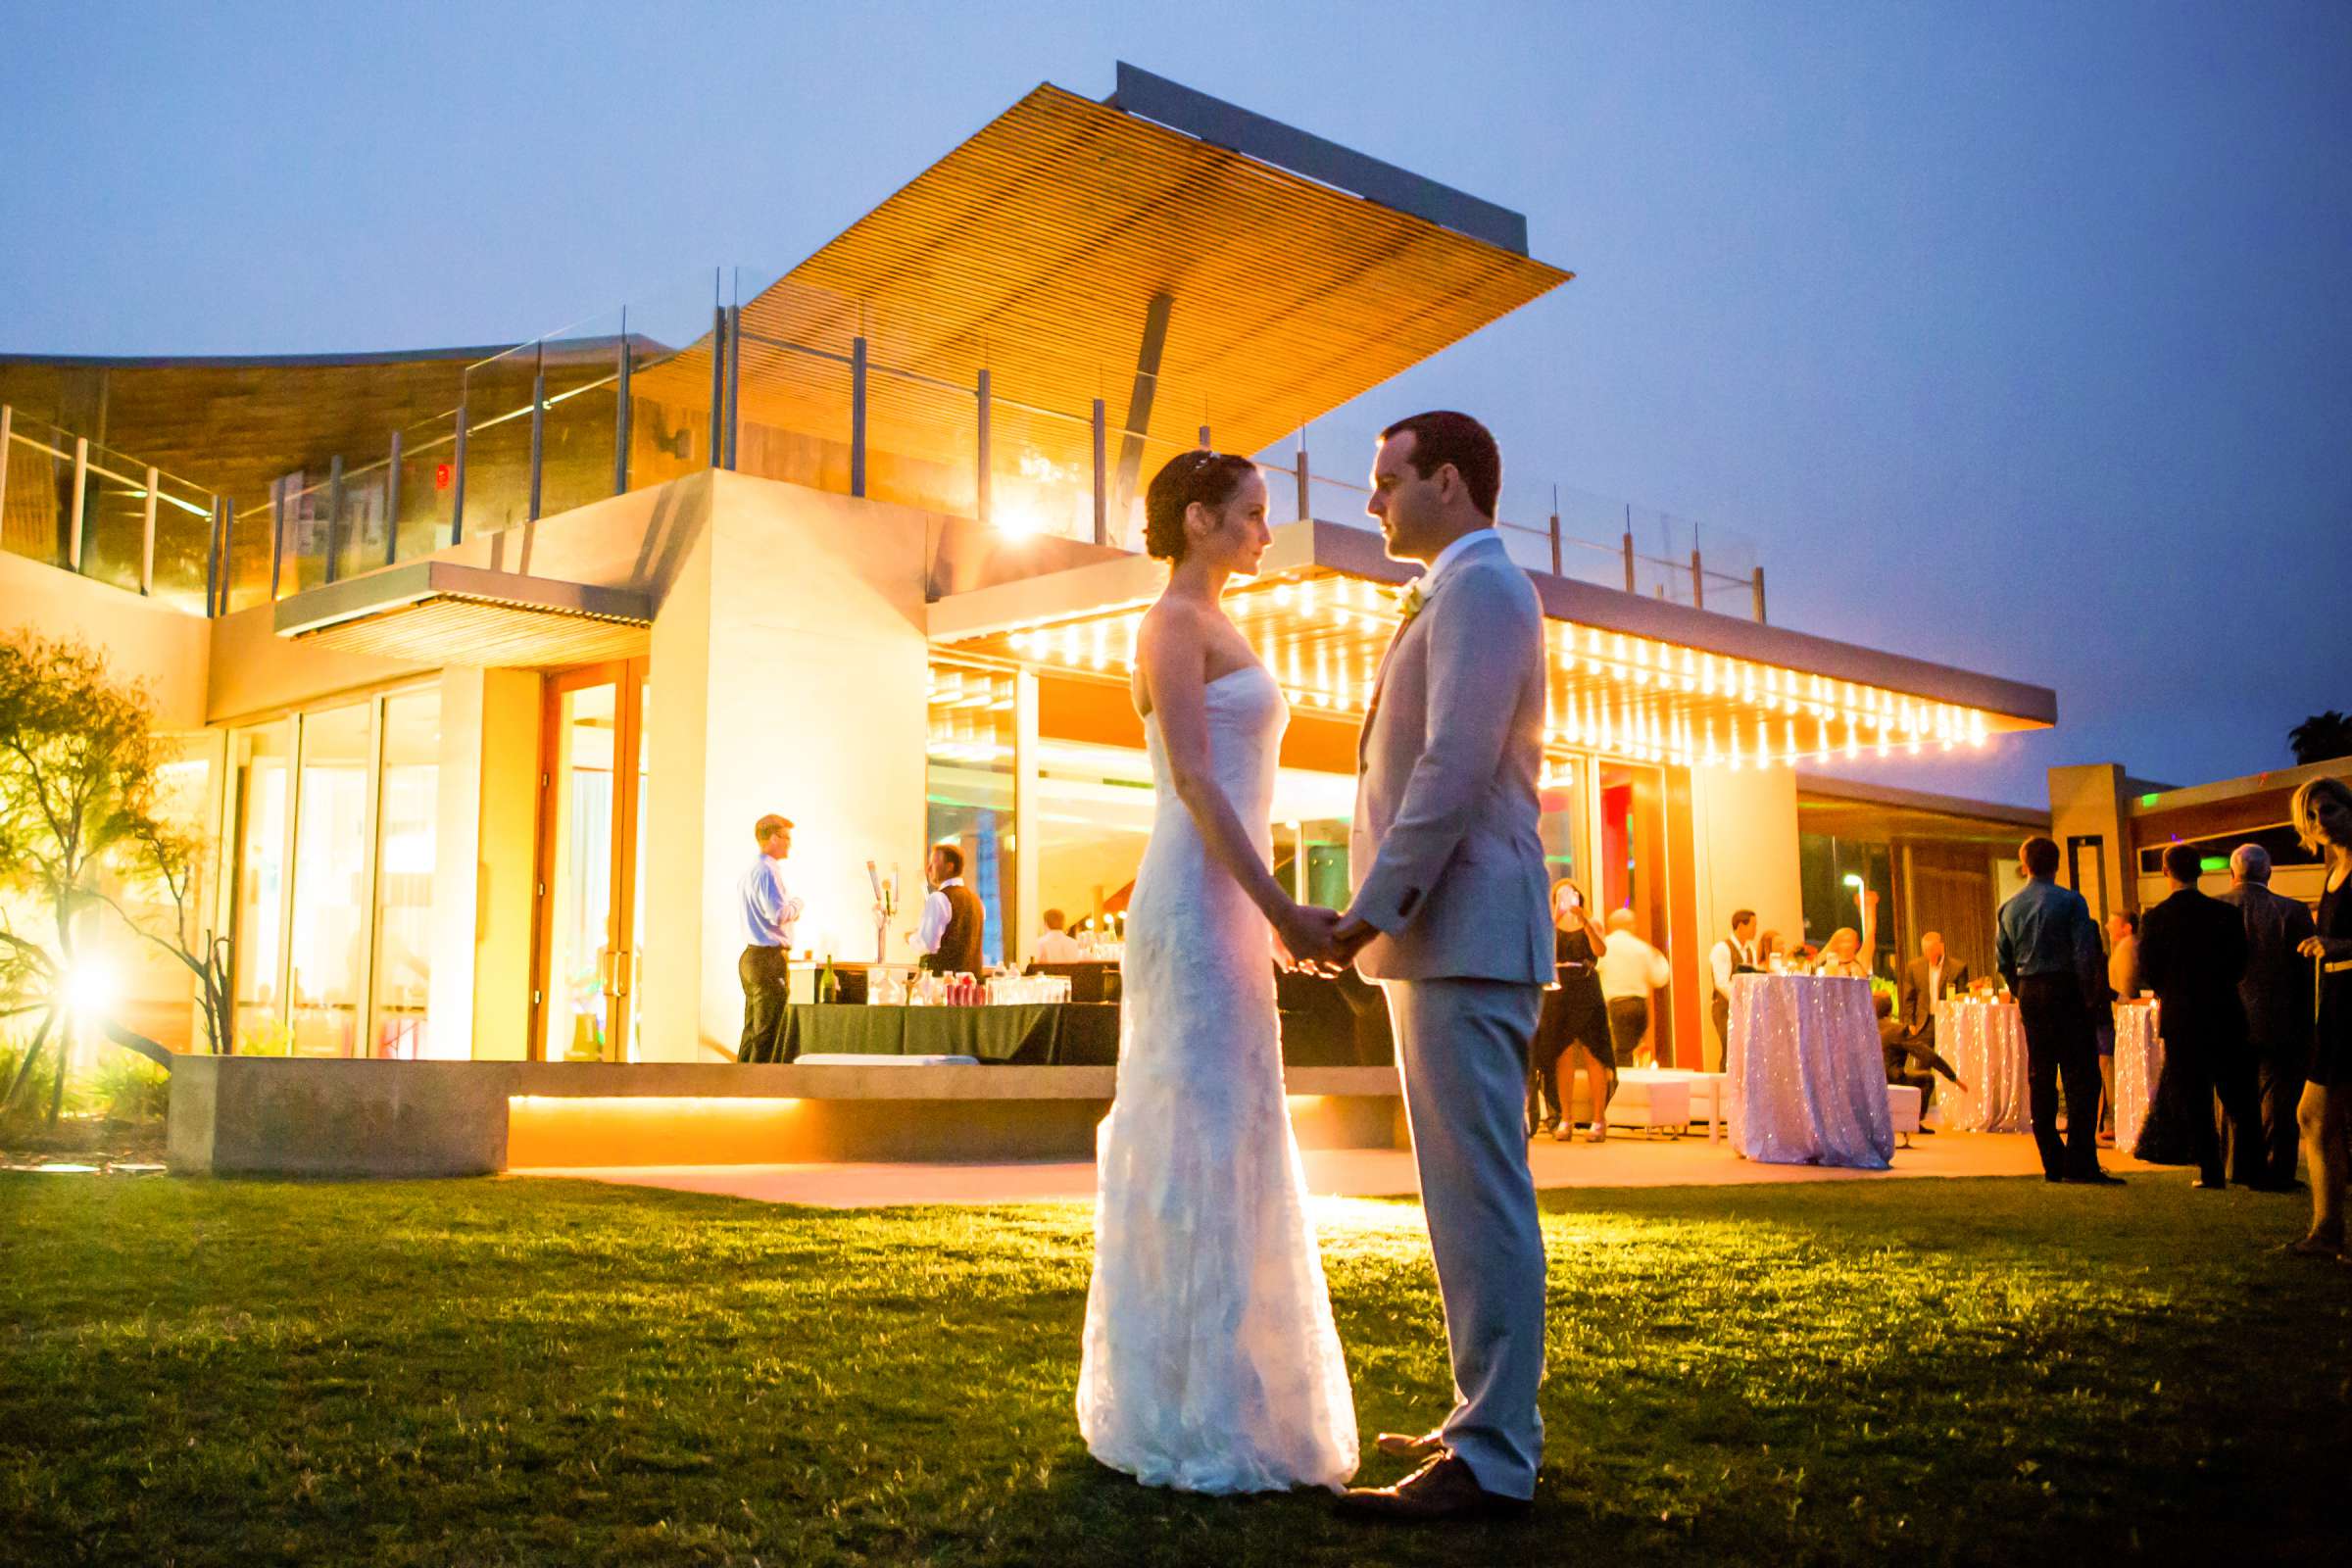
[1,549,212,726]
[205,598,428,724]
[1689,762,1804,1069]
[664,474,935,1059]
[2049,762,2132,920]
[167,1056,1407,1174]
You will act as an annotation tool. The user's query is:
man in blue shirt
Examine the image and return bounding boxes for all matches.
[736,814,806,1061]
[1997,835,2122,1184]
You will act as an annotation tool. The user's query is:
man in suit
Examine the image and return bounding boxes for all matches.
[1321,412,1551,1522]
[1895,931,1970,1123]
[2139,841,2260,1188]
[1900,931,1971,1045]
[2218,844,2314,1189]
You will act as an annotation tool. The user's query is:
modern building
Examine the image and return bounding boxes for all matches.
[0,67,2058,1167]
[2051,759,2349,921]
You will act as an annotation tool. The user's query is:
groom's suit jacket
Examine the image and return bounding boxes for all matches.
[1346,531,1552,985]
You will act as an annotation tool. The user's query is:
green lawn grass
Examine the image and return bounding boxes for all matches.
[3,1170,2347,1566]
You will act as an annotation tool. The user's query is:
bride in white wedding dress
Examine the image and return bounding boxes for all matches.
[1075,451,1359,1494]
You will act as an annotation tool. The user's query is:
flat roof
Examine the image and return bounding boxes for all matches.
[929,520,2054,774]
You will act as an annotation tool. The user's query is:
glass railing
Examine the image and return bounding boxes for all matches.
[0,407,224,613]
[205,264,1770,622]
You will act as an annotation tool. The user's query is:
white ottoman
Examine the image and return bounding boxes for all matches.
[1886,1082,1923,1146]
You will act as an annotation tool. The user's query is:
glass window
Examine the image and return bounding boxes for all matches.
[288,704,372,1056]
[370,691,439,1058]
[544,680,618,1060]
[228,723,291,1052]
[926,662,1015,968]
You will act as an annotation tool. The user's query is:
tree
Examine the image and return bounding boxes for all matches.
[2289,710,2352,767]
[0,633,230,1122]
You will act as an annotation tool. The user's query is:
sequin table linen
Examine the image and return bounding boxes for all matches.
[1936,1001,2033,1134]
[1724,974,1893,1168]
[2112,1001,2164,1153]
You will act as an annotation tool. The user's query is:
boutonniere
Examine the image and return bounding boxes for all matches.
[1392,578,1427,625]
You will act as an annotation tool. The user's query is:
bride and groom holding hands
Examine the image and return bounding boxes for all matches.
[1075,411,1555,1521]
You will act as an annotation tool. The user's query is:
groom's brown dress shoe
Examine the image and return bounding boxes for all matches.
[1336,1453,1531,1521]
[1373,1429,1444,1459]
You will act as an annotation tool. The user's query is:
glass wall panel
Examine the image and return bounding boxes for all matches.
[228,723,291,1051]
[543,681,618,1060]
[626,677,651,1058]
[288,704,373,1056]
[925,662,1014,969]
[370,692,439,1057]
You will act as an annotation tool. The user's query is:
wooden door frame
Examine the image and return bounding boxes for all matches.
[528,658,649,1062]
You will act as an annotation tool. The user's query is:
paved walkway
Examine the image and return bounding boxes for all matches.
[516,1130,2165,1209]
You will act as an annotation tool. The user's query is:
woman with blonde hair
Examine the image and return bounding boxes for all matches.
[1528,877,1614,1142]
[2285,775,2352,1258]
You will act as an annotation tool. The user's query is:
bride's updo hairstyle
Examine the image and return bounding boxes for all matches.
[1144,449,1257,563]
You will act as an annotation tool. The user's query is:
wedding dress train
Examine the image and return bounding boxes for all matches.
[1075,662,1359,1493]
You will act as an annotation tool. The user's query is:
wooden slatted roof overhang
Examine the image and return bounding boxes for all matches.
[637,80,1570,475]
[271,561,652,667]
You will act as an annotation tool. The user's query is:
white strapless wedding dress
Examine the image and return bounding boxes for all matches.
[1076,662,1359,1493]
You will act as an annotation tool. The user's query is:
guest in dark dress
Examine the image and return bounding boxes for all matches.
[2287,778,2352,1257]
[2136,842,2260,1188]
[1529,878,1614,1143]
[2220,843,2318,1189]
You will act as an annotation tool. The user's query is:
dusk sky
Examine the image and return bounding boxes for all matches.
[5,1,2345,807]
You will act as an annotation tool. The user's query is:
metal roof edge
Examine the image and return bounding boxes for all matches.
[272,562,652,638]
[1794,769,2049,827]
[1106,62,1535,256]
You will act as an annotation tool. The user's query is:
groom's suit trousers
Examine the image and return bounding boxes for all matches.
[1383,975,1546,1500]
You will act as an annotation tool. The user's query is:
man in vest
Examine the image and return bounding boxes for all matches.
[915,843,986,975]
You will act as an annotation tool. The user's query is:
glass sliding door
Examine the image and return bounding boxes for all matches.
[288,703,374,1056]
[1598,760,1676,1065]
[532,660,649,1061]
[370,690,440,1057]
[227,722,292,1052]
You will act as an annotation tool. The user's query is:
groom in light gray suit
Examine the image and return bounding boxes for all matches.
[1326,411,1552,1521]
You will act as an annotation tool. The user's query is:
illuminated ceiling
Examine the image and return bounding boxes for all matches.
[928,522,2056,780]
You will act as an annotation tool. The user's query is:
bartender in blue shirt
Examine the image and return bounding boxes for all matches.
[1996,835,2122,1185]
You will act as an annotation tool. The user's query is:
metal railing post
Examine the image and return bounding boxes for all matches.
[707,306,727,467]
[975,368,991,527]
[850,336,868,498]
[1295,429,1311,523]
[324,455,345,584]
[1548,485,1562,576]
[527,360,546,522]
[612,330,632,496]
[1751,565,1767,624]
[1690,547,1704,611]
[69,436,87,570]
[451,400,468,545]
[140,465,158,595]
[384,429,403,567]
[0,407,12,529]
[723,306,741,471]
[205,497,224,616]
[1092,398,1108,546]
